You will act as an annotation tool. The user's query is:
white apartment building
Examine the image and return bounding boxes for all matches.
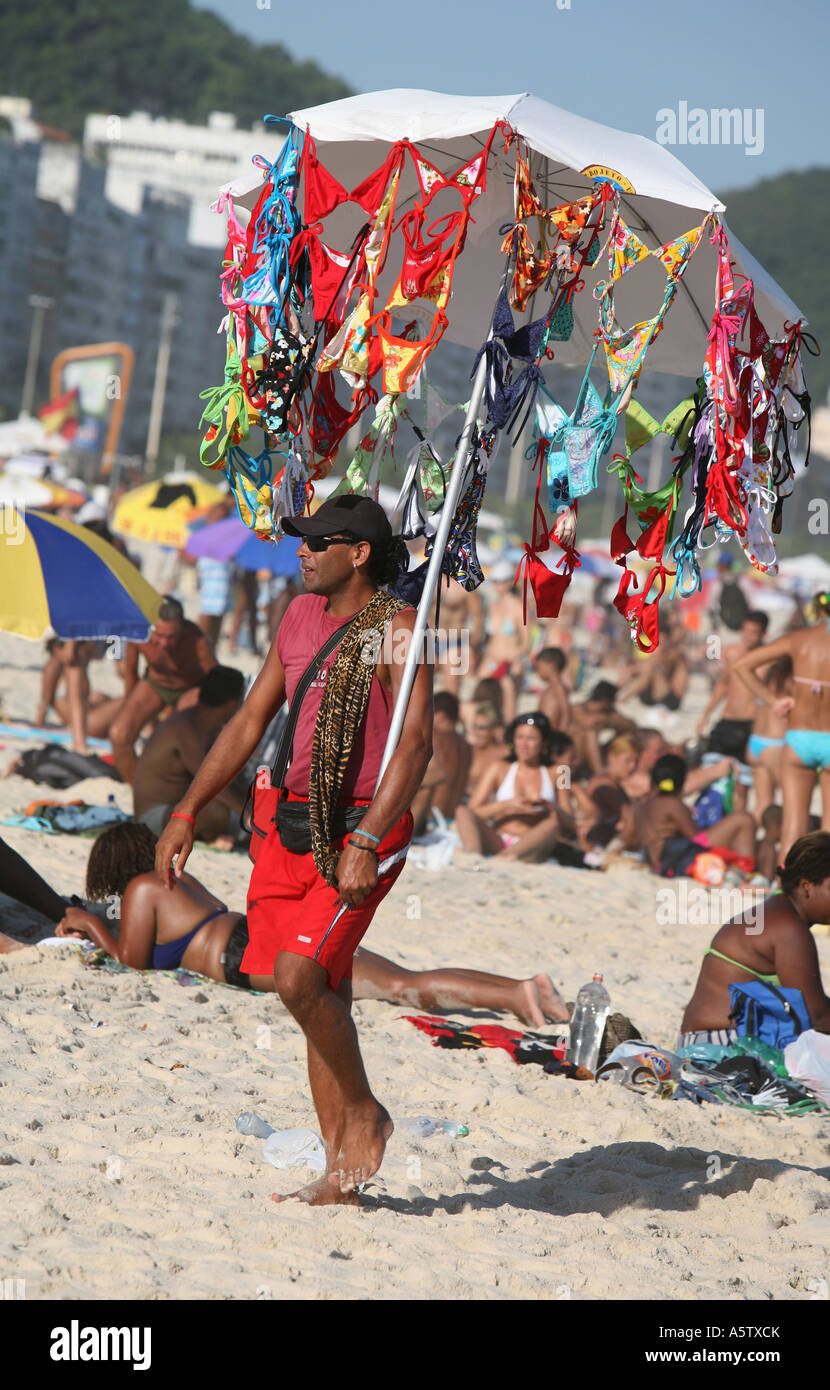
[83,109,284,246]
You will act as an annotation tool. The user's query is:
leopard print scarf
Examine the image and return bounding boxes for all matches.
[308,588,406,883]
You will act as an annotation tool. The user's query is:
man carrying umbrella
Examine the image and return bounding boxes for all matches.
[111,597,217,784]
[155,497,433,1205]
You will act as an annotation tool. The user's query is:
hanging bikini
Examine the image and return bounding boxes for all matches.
[595,211,710,395]
[500,138,599,311]
[315,147,406,391]
[199,332,259,470]
[544,345,619,501]
[473,278,550,440]
[373,136,498,397]
[424,427,496,592]
[513,452,580,622]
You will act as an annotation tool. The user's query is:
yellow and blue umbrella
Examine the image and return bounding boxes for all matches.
[0,509,162,641]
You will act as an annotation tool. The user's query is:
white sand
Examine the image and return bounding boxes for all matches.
[1,631,829,1301]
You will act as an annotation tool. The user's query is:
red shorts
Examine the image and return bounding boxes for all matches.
[243,797,413,990]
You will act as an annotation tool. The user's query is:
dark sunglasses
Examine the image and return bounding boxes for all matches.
[304,533,357,553]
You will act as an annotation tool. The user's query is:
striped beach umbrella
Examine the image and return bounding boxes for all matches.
[0,509,162,641]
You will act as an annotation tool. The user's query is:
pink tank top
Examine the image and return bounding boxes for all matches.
[277,593,397,801]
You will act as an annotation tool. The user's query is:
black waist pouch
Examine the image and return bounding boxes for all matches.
[275,799,367,855]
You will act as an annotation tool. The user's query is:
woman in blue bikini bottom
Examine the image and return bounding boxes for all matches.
[733,594,830,857]
[746,655,792,821]
[47,824,569,1026]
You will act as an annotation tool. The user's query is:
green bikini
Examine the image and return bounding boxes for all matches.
[703,946,781,988]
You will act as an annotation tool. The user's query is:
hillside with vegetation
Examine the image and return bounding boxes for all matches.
[720,167,829,406]
[1,0,351,136]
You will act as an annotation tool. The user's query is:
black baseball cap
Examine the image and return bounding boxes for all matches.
[281,494,392,545]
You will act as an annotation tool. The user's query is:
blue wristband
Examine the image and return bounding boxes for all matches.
[352,827,380,844]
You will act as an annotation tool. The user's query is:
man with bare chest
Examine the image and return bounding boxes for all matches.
[110,597,216,784]
[696,612,770,761]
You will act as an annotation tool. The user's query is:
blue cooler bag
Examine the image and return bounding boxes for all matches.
[728,981,811,1050]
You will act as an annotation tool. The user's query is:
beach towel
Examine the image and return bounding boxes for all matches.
[0,722,110,750]
[1,801,129,834]
[403,1015,579,1068]
[81,948,267,994]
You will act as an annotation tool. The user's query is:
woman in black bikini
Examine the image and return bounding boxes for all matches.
[53,823,569,1026]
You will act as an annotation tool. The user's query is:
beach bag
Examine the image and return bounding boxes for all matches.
[241,616,358,860]
[693,784,726,831]
[728,981,811,1050]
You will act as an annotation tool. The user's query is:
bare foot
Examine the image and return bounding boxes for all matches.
[329,1102,393,1193]
[533,973,570,1023]
[272,1176,361,1207]
[514,979,546,1029]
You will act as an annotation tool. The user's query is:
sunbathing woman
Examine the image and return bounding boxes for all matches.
[679,831,830,1046]
[733,593,830,858]
[54,823,569,1026]
[455,712,563,861]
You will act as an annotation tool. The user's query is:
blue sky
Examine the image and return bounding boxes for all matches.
[195,0,828,195]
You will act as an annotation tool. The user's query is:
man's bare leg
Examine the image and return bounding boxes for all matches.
[272,978,360,1207]
[273,952,392,1195]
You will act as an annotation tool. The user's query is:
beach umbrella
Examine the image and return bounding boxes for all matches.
[185,515,251,562]
[222,90,802,376]
[777,554,830,594]
[0,473,86,511]
[186,514,301,574]
[4,451,69,479]
[112,472,225,548]
[0,418,69,458]
[236,531,300,575]
[0,509,162,641]
[218,89,806,783]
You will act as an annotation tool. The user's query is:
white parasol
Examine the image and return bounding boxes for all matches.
[220,89,804,375]
[216,89,807,780]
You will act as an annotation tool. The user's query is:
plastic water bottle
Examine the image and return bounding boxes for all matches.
[397,1116,469,1139]
[565,974,611,1074]
[236,1112,274,1139]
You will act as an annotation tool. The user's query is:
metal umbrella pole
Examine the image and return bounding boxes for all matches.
[375,346,489,787]
[312,350,490,956]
